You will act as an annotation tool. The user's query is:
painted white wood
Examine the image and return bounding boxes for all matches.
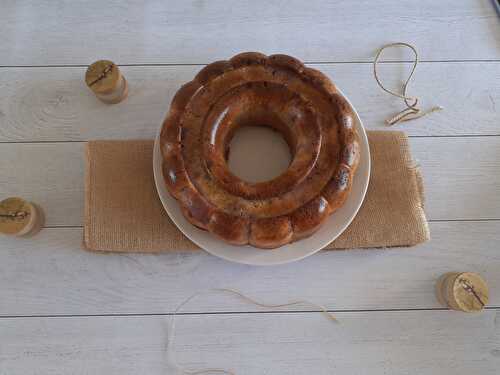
[1,2,499,373]
[411,136,500,220]
[1,310,499,375]
[1,0,499,66]
[0,137,499,227]
[0,62,499,141]
[0,143,85,227]
[0,221,498,316]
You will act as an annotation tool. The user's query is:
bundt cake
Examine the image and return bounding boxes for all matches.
[160,52,359,249]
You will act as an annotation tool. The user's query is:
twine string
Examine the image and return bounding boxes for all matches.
[88,64,114,86]
[373,42,443,125]
[458,277,485,307]
[0,211,29,220]
[166,288,337,375]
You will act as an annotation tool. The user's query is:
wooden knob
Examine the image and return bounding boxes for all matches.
[85,60,128,104]
[436,272,489,312]
[0,197,44,237]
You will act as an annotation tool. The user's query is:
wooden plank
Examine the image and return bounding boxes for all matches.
[0,143,85,227]
[0,62,499,141]
[1,0,499,66]
[0,137,499,226]
[411,136,500,220]
[1,310,498,374]
[0,221,498,316]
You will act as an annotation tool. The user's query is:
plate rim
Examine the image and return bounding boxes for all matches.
[153,88,370,266]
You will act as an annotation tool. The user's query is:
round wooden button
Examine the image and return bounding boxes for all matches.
[85,60,128,104]
[0,197,44,237]
[436,272,489,312]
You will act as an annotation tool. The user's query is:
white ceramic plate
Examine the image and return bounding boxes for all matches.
[153,89,370,266]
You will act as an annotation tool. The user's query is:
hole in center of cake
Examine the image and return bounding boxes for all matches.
[226,125,292,183]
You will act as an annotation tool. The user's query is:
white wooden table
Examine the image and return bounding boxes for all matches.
[1,1,499,374]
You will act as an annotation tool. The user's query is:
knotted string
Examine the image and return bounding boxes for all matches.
[166,288,337,374]
[373,42,443,125]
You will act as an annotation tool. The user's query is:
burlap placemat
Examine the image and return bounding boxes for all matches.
[83,131,429,252]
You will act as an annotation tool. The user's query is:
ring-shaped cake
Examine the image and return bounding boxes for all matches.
[160,52,360,249]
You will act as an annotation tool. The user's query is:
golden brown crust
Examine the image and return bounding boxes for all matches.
[322,164,353,211]
[229,52,268,67]
[268,54,305,74]
[249,216,293,249]
[169,81,201,111]
[208,211,249,245]
[160,52,360,249]
[195,60,232,85]
[291,196,331,241]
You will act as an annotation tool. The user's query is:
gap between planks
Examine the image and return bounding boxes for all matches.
[2,134,500,145]
[1,59,500,69]
[1,306,499,320]
[39,218,500,230]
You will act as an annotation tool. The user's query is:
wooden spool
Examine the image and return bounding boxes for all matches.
[85,60,128,104]
[0,197,44,237]
[436,272,489,312]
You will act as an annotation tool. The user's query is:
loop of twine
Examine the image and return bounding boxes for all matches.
[373,42,443,125]
[166,288,337,375]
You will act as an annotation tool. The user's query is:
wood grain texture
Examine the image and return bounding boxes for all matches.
[1,2,500,373]
[0,137,499,227]
[411,136,500,220]
[1,0,499,66]
[0,221,498,316]
[0,143,84,227]
[0,62,499,141]
[1,310,499,375]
